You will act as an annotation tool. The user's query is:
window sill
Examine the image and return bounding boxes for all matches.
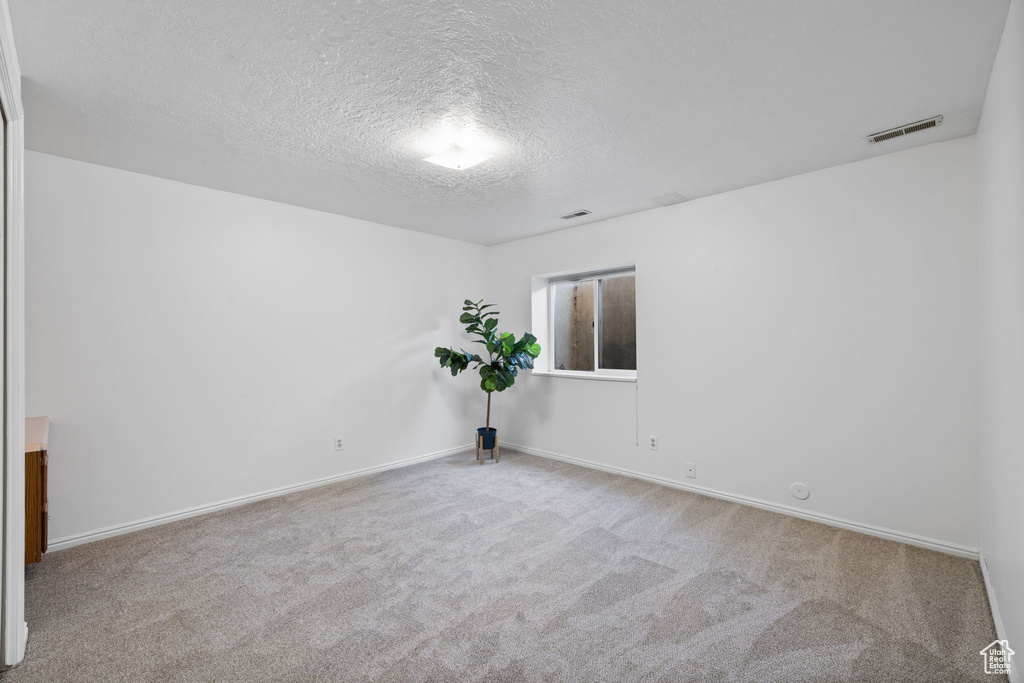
[531,370,637,383]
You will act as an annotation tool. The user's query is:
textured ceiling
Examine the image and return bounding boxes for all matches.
[10,0,1010,245]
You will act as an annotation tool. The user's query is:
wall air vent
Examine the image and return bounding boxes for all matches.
[867,115,943,144]
[560,209,592,220]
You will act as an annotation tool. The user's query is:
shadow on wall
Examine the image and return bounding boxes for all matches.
[422,310,484,433]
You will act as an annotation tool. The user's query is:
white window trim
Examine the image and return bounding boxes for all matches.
[532,369,638,382]
[531,263,637,382]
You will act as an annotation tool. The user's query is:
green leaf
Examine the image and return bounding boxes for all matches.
[508,352,527,368]
[512,334,536,356]
[438,299,538,393]
[495,368,515,391]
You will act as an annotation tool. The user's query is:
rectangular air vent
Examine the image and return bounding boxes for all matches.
[560,209,592,220]
[867,115,943,144]
[651,192,688,207]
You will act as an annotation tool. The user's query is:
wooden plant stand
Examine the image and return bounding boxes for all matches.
[475,432,500,464]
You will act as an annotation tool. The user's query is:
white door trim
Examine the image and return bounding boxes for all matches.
[0,0,25,668]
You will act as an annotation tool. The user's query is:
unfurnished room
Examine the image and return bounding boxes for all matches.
[0,1,1019,681]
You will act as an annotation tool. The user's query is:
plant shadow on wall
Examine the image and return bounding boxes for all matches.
[337,314,475,454]
[435,299,541,463]
[374,309,461,422]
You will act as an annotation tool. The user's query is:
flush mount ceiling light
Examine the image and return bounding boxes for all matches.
[422,144,493,170]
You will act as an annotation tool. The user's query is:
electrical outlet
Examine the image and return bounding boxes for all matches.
[649,435,658,451]
[685,462,696,478]
[334,437,344,451]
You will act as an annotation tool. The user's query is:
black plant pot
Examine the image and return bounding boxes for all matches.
[477,427,497,450]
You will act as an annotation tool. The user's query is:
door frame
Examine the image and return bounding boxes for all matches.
[0,0,24,668]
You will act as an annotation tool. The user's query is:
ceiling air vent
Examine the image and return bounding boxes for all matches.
[651,192,688,207]
[560,209,592,220]
[867,115,943,144]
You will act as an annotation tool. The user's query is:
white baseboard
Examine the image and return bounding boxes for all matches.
[980,552,1021,683]
[507,443,980,560]
[48,443,473,552]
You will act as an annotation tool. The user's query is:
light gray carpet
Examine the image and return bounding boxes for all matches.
[2,451,1003,682]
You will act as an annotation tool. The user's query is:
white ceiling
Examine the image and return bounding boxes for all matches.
[10,0,1010,245]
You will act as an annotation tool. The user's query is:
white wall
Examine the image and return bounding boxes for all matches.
[978,0,1024,660]
[489,137,980,552]
[26,134,987,560]
[26,151,487,544]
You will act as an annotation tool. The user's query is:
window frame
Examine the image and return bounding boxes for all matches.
[531,264,637,382]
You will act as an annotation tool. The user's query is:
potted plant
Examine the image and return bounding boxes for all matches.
[434,299,541,462]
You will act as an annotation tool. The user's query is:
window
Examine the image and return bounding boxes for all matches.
[532,266,636,380]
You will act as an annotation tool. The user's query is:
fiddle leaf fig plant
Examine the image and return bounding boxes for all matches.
[434,299,541,430]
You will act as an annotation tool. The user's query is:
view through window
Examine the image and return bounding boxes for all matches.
[551,270,636,374]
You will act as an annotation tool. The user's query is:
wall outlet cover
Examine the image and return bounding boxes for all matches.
[790,482,810,500]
